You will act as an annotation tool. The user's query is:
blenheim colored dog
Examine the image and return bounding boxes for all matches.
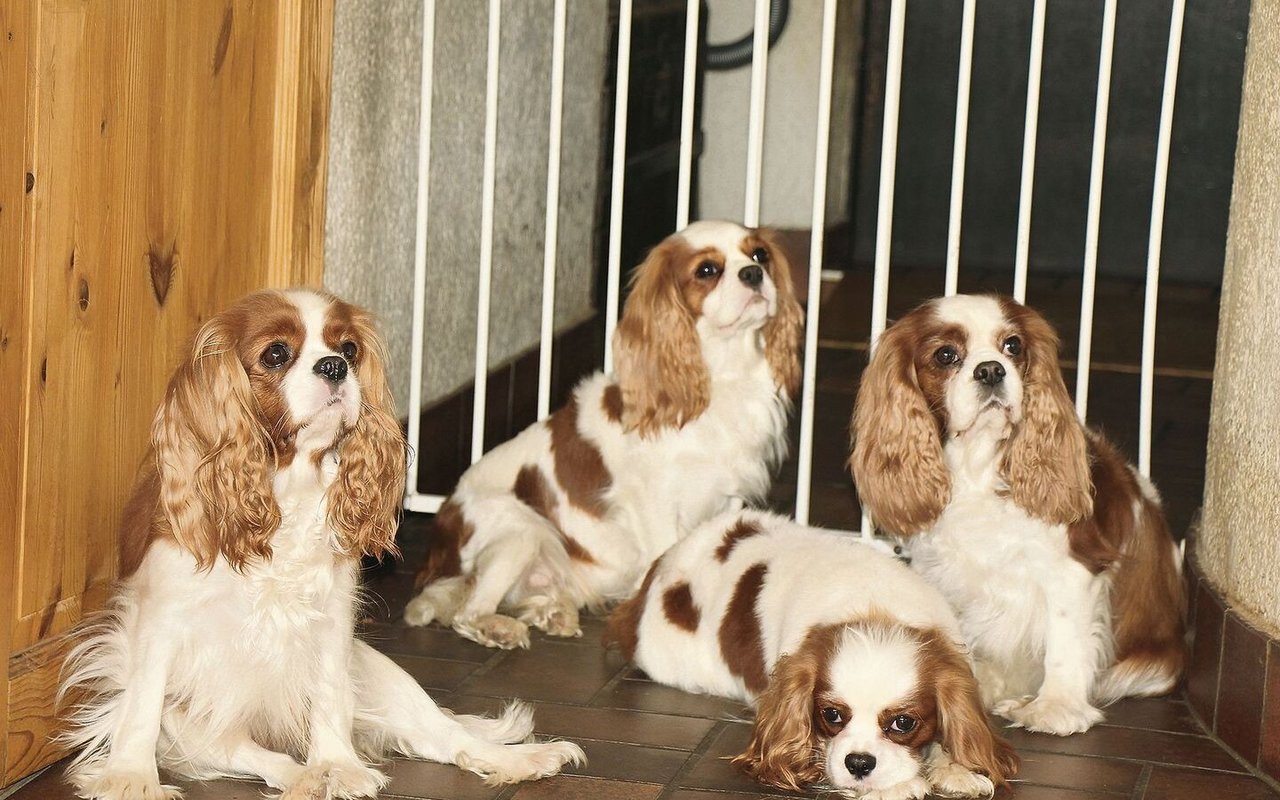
[60,289,582,800]
[405,221,803,649]
[606,510,1018,799]
[851,294,1185,736]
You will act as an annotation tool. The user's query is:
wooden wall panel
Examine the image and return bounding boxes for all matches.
[0,0,35,781]
[3,0,332,786]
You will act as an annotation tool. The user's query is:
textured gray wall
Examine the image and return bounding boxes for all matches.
[324,1,608,413]
[699,0,860,228]
[1198,0,1280,632]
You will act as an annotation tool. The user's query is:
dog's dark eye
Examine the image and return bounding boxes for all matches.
[750,246,770,265]
[261,342,291,369]
[887,715,917,734]
[1002,336,1022,357]
[341,341,358,362]
[695,260,721,279]
[821,707,845,726]
[934,345,960,366]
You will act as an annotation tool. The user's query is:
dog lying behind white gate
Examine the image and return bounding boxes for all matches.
[59,289,582,800]
[405,221,803,649]
[605,510,1018,800]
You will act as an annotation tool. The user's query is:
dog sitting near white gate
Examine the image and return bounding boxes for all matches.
[59,289,583,800]
[405,221,803,649]
[605,510,1018,799]
[851,294,1185,736]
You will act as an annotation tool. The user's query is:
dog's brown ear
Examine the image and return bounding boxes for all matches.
[997,298,1092,526]
[614,240,711,437]
[732,627,837,792]
[755,228,804,399]
[919,629,1019,788]
[850,305,951,536]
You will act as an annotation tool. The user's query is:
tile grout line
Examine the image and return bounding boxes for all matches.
[656,720,733,800]
[1129,763,1152,800]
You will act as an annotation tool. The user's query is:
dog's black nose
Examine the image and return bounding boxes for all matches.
[973,360,1005,387]
[314,355,348,384]
[845,752,876,778]
[738,264,764,288]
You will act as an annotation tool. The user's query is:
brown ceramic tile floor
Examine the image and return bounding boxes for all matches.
[12,270,1269,800]
[15,519,1279,800]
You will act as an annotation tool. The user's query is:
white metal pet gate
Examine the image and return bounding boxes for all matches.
[401,0,1190,538]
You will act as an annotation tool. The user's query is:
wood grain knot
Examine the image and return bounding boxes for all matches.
[77,278,90,311]
[212,5,234,76]
[25,172,34,193]
[147,243,178,305]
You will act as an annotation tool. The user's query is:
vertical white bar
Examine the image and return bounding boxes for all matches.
[944,0,976,297]
[869,0,906,349]
[794,0,838,526]
[406,0,437,500]
[538,0,568,419]
[1075,0,1117,421]
[743,0,771,226]
[471,0,502,463]
[864,0,907,538]
[676,0,700,229]
[1139,0,1185,477]
[603,0,634,375]
[1013,0,1046,304]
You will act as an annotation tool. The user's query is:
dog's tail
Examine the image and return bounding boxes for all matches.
[1094,486,1186,706]
[413,498,470,590]
[602,560,663,661]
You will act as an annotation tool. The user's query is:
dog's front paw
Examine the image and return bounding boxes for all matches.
[857,776,932,800]
[928,762,995,798]
[515,596,582,638]
[997,693,1103,735]
[456,740,586,785]
[284,763,386,800]
[455,614,531,650]
[74,772,182,800]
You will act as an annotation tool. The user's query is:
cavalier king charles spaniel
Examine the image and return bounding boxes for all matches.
[851,294,1185,736]
[404,221,803,649]
[605,510,1017,799]
[60,289,583,800]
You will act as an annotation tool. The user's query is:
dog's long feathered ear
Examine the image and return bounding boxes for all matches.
[920,630,1019,788]
[732,630,831,792]
[850,310,951,536]
[1000,301,1092,525]
[613,240,710,437]
[152,316,279,571]
[757,228,804,400]
[327,305,406,560]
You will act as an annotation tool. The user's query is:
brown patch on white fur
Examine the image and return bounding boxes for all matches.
[601,383,624,423]
[997,298,1092,525]
[662,582,700,632]
[914,628,1019,787]
[714,517,763,562]
[414,499,473,590]
[511,464,597,565]
[850,303,955,536]
[719,563,770,696]
[547,397,612,518]
[603,559,663,661]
